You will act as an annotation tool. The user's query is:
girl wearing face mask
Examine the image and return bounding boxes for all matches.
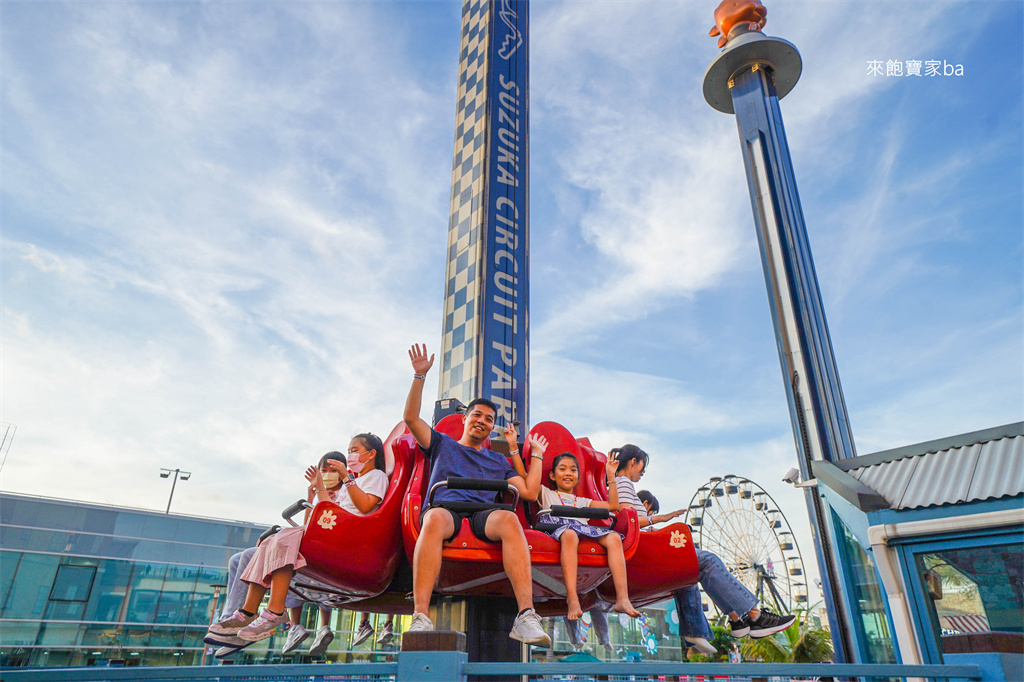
[207,434,388,645]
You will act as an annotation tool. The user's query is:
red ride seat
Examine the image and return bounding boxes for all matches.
[288,421,414,606]
[399,417,640,613]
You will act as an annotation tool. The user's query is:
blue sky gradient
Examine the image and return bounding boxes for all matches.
[3,1,1021,595]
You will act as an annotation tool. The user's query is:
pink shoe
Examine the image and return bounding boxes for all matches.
[238,609,286,642]
[208,609,256,636]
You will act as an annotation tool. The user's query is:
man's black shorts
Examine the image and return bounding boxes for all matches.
[422,504,500,543]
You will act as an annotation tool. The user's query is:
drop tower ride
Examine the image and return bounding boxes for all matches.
[437,0,529,430]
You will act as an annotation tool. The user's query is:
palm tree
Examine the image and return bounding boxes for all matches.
[740,611,834,663]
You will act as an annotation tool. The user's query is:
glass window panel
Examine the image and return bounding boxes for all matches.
[184,566,227,625]
[83,559,133,622]
[50,564,96,601]
[0,620,42,647]
[0,552,59,619]
[180,626,207,648]
[833,511,897,664]
[147,625,185,648]
[45,600,86,620]
[120,625,153,648]
[0,551,21,607]
[35,622,83,647]
[156,565,198,624]
[918,541,1023,655]
[123,562,167,623]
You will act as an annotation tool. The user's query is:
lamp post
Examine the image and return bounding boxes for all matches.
[159,468,191,514]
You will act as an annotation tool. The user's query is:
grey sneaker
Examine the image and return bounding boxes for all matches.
[407,612,434,632]
[376,620,395,645]
[352,620,374,646]
[281,623,309,653]
[308,625,335,656]
[208,609,256,636]
[509,608,551,647]
[238,609,286,642]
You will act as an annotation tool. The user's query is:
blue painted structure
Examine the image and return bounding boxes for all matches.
[813,422,1023,673]
[703,26,856,661]
[0,654,1006,681]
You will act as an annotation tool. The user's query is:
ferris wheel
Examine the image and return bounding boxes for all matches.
[684,475,807,615]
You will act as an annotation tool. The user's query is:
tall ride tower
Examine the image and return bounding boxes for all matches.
[703,1,855,661]
[439,0,530,428]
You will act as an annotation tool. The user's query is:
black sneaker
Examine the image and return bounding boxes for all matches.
[748,610,796,638]
[730,614,753,638]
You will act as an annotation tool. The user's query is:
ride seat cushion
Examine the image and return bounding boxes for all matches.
[423,430,517,506]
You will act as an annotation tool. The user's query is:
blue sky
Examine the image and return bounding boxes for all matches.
[3,1,1021,598]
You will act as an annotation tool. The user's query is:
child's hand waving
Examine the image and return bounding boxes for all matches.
[528,433,548,457]
[324,458,349,479]
[606,455,619,480]
[305,465,324,489]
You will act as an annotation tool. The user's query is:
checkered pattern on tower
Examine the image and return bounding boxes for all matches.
[439,0,491,405]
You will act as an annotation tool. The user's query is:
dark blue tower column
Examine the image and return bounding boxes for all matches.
[704,25,855,661]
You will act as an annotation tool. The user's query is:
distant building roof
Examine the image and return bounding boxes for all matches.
[813,422,1024,512]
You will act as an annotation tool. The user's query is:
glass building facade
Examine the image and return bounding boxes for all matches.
[0,492,264,667]
[0,491,719,667]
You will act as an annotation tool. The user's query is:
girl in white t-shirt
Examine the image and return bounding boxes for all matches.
[206,435,389,644]
[522,451,640,621]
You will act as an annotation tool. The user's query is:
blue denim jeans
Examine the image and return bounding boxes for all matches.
[673,584,713,639]
[695,548,758,617]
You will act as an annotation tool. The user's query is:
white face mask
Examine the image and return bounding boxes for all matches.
[321,472,341,488]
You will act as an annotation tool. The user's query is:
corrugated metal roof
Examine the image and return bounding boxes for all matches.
[848,433,1024,510]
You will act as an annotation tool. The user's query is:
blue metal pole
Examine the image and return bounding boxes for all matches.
[704,26,856,661]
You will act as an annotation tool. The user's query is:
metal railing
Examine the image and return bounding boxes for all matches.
[0,652,990,682]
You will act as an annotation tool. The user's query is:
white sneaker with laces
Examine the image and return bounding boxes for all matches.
[509,608,551,647]
[407,612,434,632]
[308,625,335,656]
[281,623,309,653]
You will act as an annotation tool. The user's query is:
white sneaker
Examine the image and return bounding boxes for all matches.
[281,623,309,653]
[376,620,395,645]
[352,620,374,646]
[509,608,551,647]
[308,625,335,656]
[407,612,434,632]
[684,636,717,655]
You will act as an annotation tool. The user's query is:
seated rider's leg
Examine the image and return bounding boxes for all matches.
[241,582,269,615]
[223,547,259,618]
[597,533,638,617]
[674,585,713,640]
[483,509,534,612]
[559,529,582,620]
[266,566,295,613]
[696,549,757,620]
[413,508,456,614]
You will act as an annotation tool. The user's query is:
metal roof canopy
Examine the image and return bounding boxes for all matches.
[813,422,1024,511]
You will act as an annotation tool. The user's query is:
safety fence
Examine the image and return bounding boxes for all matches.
[0,652,995,682]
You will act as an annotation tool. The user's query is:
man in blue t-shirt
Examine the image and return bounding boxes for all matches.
[403,343,551,647]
